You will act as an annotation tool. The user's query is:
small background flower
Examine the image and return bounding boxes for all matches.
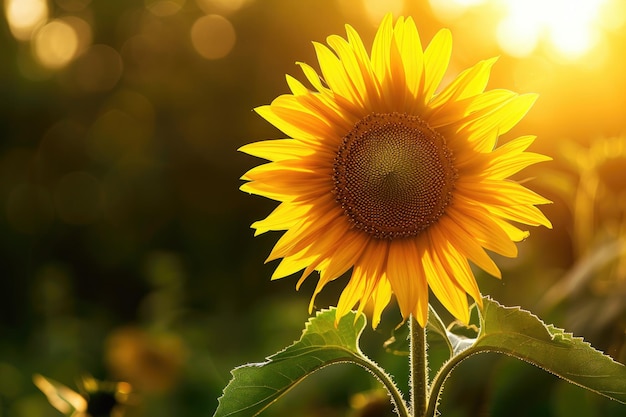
[539,136,626,364]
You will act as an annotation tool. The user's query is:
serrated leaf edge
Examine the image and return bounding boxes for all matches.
[475,297,626,403]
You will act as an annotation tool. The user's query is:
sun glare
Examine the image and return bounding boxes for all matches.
[430,0,620,60]
[497,0,610,59]
[5,0,49,41]
[362,0,404,24]
[33,19,79,69]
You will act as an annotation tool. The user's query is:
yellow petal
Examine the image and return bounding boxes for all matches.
[488,203,553,229]
[422,29,452,104]
[297,61,331,94]
[286,74,309,95]
[263,99,336,141]
[345,24,383,108]
[430,231,481,303]
[313,41,359,103]
[326,34,368,106]
[386,239,425,319]
[387,17,408,109]
[421,239,470,324]
[458,178,552,206]
[370,13,394,88]
[437,215,502,278]
[271,251,317,280]
[239,139,313,161]
[251,202,309,236]
[433,89,517,132]
[267,200,340,261]
[487,151,552,179]
[397,17,424,104]
[446,201,519,258]
[371,276,393,328]
[465,93,539,147]
[336,270,368,323]
[488,215,531,242]
[429,57,497,109]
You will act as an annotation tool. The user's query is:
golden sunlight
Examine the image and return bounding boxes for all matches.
[429,0,623,61]
[33,19,79,69]
[196,0,250,14]
[429,0,487,20]
[496,0,611,59]
[5,0,48,41]
[362,0,404,24]
[190,14,236,60]
[145,0,186,17]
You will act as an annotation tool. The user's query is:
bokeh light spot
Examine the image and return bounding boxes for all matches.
[0,148,34,195]
[54,171,102,225]
[37,119,88,181]
[33,19,79,69]
[196,0,249,14]
[190,14,236,60]
[429,0,472,20]
[55,0,91,12]
[61,16,93,54]
[496,16,539,58]
[5,0,48,41]
[431,0,620,61]
[598,0,626,30]
[363,0,404,24]
[6,184,54,234]
[0,363,23,399]
[70,44,124,92]
[32,264,74,315]
[145,0,185,16]
[496,0,610,59]
[105,90,156,136]
[87,109,150,164]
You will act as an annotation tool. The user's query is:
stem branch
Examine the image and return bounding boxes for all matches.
[352,356,411,417]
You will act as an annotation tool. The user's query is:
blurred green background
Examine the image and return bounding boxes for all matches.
[1,0,626,416]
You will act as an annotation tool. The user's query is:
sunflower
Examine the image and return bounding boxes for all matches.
[240,15,552,328]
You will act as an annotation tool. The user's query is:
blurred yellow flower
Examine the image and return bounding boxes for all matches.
[562,136,626,258]
[105,326,187,394]
[240,14,551,328]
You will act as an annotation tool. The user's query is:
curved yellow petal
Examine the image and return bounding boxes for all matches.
[370,13,394,88]
[429,57,497,110]
[422,29,452,104]
[239,138,313,161]
[422,239,470,324]
[397,17,424,104]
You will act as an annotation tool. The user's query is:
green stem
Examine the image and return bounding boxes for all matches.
[352,356,411,417]
[425,344,482,417]
[410,316,428,417]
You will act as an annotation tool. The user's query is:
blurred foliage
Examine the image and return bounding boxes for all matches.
[1,0,626,416]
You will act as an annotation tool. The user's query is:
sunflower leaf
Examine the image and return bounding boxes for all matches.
[473,297,626,403]
[213,308,407,417]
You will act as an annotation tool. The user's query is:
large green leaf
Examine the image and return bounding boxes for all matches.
[427,297,626,417]
[473,297,626,403]
[213,308,407,417]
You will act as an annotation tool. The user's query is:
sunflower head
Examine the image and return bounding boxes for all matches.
[240,14,552,328]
